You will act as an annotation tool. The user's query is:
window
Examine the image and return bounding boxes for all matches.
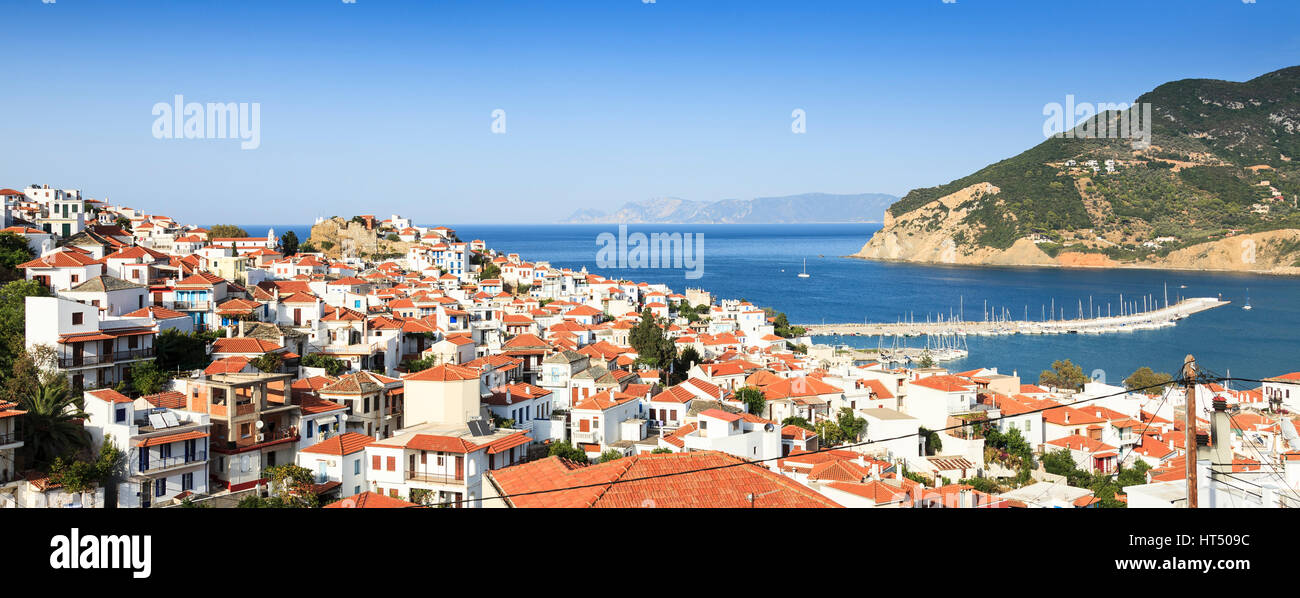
[114,407,127,423]
[354,459,361,475]
[307,421,315,438]
[386,456,395,471]
[155,478,167,497]
[72,312,83,325]
[372,455,381,470]
[354,486,361,495]
[181,472,193,491]
[160,444,171,459]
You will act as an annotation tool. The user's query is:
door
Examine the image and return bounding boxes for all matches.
[454,456,463,480]
[293,309,301,325]
[73,342,83,367]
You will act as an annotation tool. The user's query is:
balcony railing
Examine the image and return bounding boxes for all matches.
[406,470,466,485]
[172,300,210,310]
[58,347,155,368]
[0,432,21,446]
[140,451,207,472]
[114,347,155,361]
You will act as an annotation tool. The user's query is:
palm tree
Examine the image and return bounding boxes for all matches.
[19,381,90,469]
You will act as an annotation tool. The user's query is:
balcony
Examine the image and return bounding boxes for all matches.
[172,300,210,311]
[406,470,466,486]
[59,348,154,369]
[139,451,207,473]
[0,431,21,448]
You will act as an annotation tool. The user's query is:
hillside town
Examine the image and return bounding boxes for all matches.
[2,184,1298,509]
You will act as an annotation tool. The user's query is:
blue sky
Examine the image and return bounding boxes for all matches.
[2,0,1296,224]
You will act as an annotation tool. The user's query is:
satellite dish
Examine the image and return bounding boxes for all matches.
[1283,420,1300,450]
[255,420,265,429]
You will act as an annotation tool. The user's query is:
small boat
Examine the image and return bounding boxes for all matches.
[1243,288,1252,311]
[797,258,810,278]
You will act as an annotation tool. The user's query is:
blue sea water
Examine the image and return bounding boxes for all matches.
[241,222,1300,383]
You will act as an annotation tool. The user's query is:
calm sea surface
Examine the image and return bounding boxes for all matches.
[240,223,1299,383]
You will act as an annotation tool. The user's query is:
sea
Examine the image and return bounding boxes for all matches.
[237,223,1300,384]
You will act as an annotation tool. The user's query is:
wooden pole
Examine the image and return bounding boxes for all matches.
[1182,354,1198,509]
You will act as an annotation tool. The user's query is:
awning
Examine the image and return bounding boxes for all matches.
[104,327,156,337]
[135,429,208,447]
[58,332,114,343]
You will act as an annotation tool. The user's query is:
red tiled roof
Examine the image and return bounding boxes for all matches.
[300,432,374,456]
[487,451,841,508]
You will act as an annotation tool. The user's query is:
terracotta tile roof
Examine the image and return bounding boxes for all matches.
[487,451,841,508]
[204,356,251,375]
[86,388,133,404]
[324,491,417,509]
[140,391,186,409]
[212,337,284,355]
[301,432,374,456]
[403,364,480,382]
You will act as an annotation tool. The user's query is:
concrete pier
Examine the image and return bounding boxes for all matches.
[803,297,1229,338]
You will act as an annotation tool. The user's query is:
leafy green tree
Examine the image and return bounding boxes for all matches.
[959,476,1001,494]
[547,440,589,464]
[918,426,942,456]
[0,231,35,283]
[782,416,813,431]
[49,437,125,494]
[263,463,319,508]
[154,328,219,372]
[734,386,766,417]
[405,354,439,373]
[251,352,283,373]
[386,233,401,242]
[208,224,249,239]
[1123,366,1173,391]
[303,353,347,376]
[280,230,300,256]
[130,360,169,396]
[1039,359,1089,391]
[598,449,625,463]
[0,279,50,378]
[1041,448,1080,477]
[835,408,867,442]
[18,379,90,469]
[114,215,133,232]
[629,309,675,372]
[479,262,501,280]
[917,349,936,368]
[650,448,673,454]
[298,241,318,254]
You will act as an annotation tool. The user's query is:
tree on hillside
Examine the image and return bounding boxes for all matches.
[0,279,51,378]
[1123,366,1174,391]
[251,352,283,374]
[18,379,90,469]
[302,353,347,376]
[208,224,249,239]
[130,360,169,396]
[114,216,132,232]
[629,309,675,371]
[1039,359,1089,391]
[155,329,221,372]
[598,449,625,463]
[782,416,814,431]
[280,230,300,256]
[0,232,35,283]
[479,262,501,280]
[734,386,766,417]
[547,440,589,464]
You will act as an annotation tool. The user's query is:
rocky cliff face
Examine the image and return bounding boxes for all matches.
[308,217,413,260]
[853,184,1300,274]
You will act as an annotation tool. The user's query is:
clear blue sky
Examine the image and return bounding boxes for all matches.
[2,0,1295,224]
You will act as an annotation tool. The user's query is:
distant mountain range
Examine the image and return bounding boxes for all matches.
[560,193,899,224]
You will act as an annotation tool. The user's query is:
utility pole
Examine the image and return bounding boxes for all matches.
[1182,354,1198,509]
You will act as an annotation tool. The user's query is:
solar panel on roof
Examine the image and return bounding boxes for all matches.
[466,419,490,436]
[148,414,168,429]
[162,412,180,427]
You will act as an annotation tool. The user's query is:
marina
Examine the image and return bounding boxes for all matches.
[802,297,1230,338]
